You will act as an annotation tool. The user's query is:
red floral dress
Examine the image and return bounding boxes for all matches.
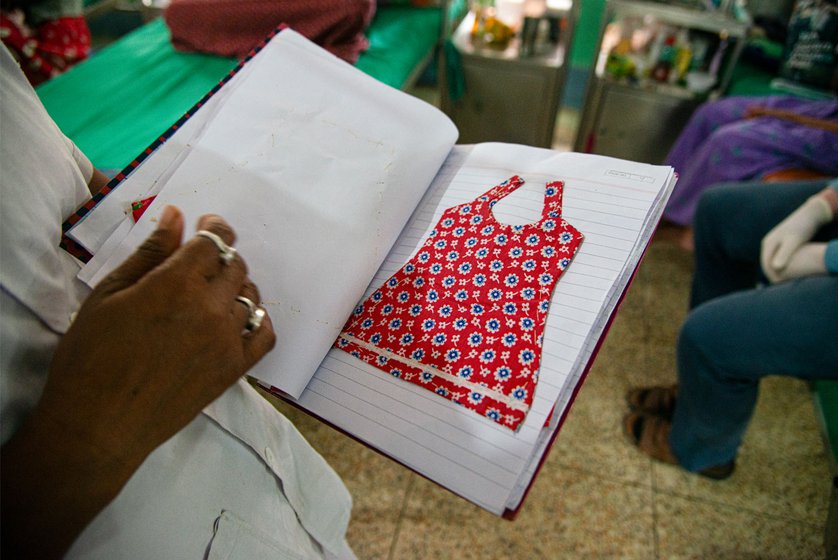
[336,176,583,431]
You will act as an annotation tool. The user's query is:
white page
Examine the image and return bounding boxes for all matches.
[285,144,675,515]
[83,30,458,398]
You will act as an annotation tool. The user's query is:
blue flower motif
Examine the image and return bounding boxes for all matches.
[476,248,489,259]
[362,318,373,329]
[505,274,519,287]
[353,304,364,315]
[495,366,511,380]
[522,259,536,271]
[421,371,433,383]
[509,247,523,258]
[546,186,557,197]
[382,304,394,315]
[446,348,461,362]
[468,333,483,346]
[495,234,508,245]
[391,369,402,378]
[413,277,425,288]
[372,291,382,301]
[453,318,468,331]
[519,349,535,365]
[479,349,495,363]
[503,303,517,315]
[453,227,465,237]
[458,366,473,379]
[438,305,452,317]
[488,289,502,301]
[400,333,414,345]
[409,304,422,316]
[458,262,472,274]
[503,333,517,347]
[430,263,443,274]
[455,290,468,301]
[351,350,361,358]
[422,319,436,331]
[560,231,574,244]
[436,387,448,396]
[490,260,503,271]
[442,218,455,228]
[471,215,482,225]
[466,237,478,247]
[389,318,402,330]
[512,387,528,400]
[469,391,483,403]
[471,303,485,315]
[460,205,472,214]
[377,355,389,365]
[486,409,501,421]
[542,219,556,231]
[512,225,525,233]
[482,225,495,235]
[433,333,447,345]
[388,277,398,287]
[485,318,501,333]
[419,251,430,262]
[542,246,555,257]
[398,291,409,302]
[520,317,534,330]
[435,239,447,249]
[525,234,540,246]
[443,276,456,287]
[405,263,415,273]
[427,290,438,302]
[540,300,550,312]
[447,250,459,261]
[539,273,553,286]
[521,287,536,300]
[473,274,486,287]
[559,258,571,270]
[370,333,382,344]
[413,349,425,360]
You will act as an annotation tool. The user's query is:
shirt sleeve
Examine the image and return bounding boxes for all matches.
[60,133,93,185]
[826,240,838,275]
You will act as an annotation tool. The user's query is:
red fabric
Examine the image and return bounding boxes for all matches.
[336,177,584,431]
[164,0,376,63]
[1,11,90,86]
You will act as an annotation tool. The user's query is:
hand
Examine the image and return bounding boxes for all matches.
[1,206,275,558]
[767,242,828,283]
[761,195,832,283]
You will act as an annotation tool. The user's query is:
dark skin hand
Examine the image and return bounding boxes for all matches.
[1,206,276,559]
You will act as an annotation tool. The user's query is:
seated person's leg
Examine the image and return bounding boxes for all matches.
[670,274,838,473]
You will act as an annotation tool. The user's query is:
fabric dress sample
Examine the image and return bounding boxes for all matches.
[336,176,583,430]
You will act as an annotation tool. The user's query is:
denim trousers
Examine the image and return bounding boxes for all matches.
[669,179,838,471]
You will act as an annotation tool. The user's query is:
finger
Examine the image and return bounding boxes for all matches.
[770,238,797,271]
[242,310,277,370]
[184,214,247,283]
[94,205,184,296]
[231,278,262,330]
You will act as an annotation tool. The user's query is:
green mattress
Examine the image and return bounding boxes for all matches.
[37,7,441,171]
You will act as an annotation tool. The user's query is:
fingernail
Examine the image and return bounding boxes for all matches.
[159,205,178,229]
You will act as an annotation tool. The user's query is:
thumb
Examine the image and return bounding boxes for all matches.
[94,205,184,295]
[770,237,798,271]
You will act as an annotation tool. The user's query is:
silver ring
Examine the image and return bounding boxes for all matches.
[235,295,266,334]
[196,230,237,265]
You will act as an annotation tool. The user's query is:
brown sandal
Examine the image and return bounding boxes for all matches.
[623,411,679,465]
[623,410,736,480]
[625,385,678,419]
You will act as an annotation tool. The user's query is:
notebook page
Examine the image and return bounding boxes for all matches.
[289,145,675,514]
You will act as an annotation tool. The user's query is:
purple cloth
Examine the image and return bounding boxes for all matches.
[664,96,838,226]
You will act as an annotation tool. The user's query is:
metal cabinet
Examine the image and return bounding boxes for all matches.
[441,2,578,148]
[574,0,750,164]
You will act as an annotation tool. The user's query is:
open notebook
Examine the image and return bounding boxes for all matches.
[63,29,676,517]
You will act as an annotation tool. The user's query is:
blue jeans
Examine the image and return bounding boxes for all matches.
[669,179,838,472]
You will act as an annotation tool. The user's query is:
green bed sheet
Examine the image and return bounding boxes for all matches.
[37,7,441,171]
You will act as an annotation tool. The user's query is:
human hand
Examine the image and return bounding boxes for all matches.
[761,195,832,283]
[766,243,828,283]
[1,206,276,558]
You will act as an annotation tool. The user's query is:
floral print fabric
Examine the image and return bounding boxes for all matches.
[336,176,583,430]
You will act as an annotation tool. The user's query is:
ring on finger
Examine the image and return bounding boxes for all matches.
[235,295,266,334]
[196,230,237,265]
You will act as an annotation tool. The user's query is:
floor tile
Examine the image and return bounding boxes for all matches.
[391,467,655,560]
[654,492,825,560]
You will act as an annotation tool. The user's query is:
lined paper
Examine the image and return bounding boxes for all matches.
[287,144,675,515]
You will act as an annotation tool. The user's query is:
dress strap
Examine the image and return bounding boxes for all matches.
[477,176,525,206]
[541,180,565,220]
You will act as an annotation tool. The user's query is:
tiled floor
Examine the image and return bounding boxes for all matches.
[262,235,831,559]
